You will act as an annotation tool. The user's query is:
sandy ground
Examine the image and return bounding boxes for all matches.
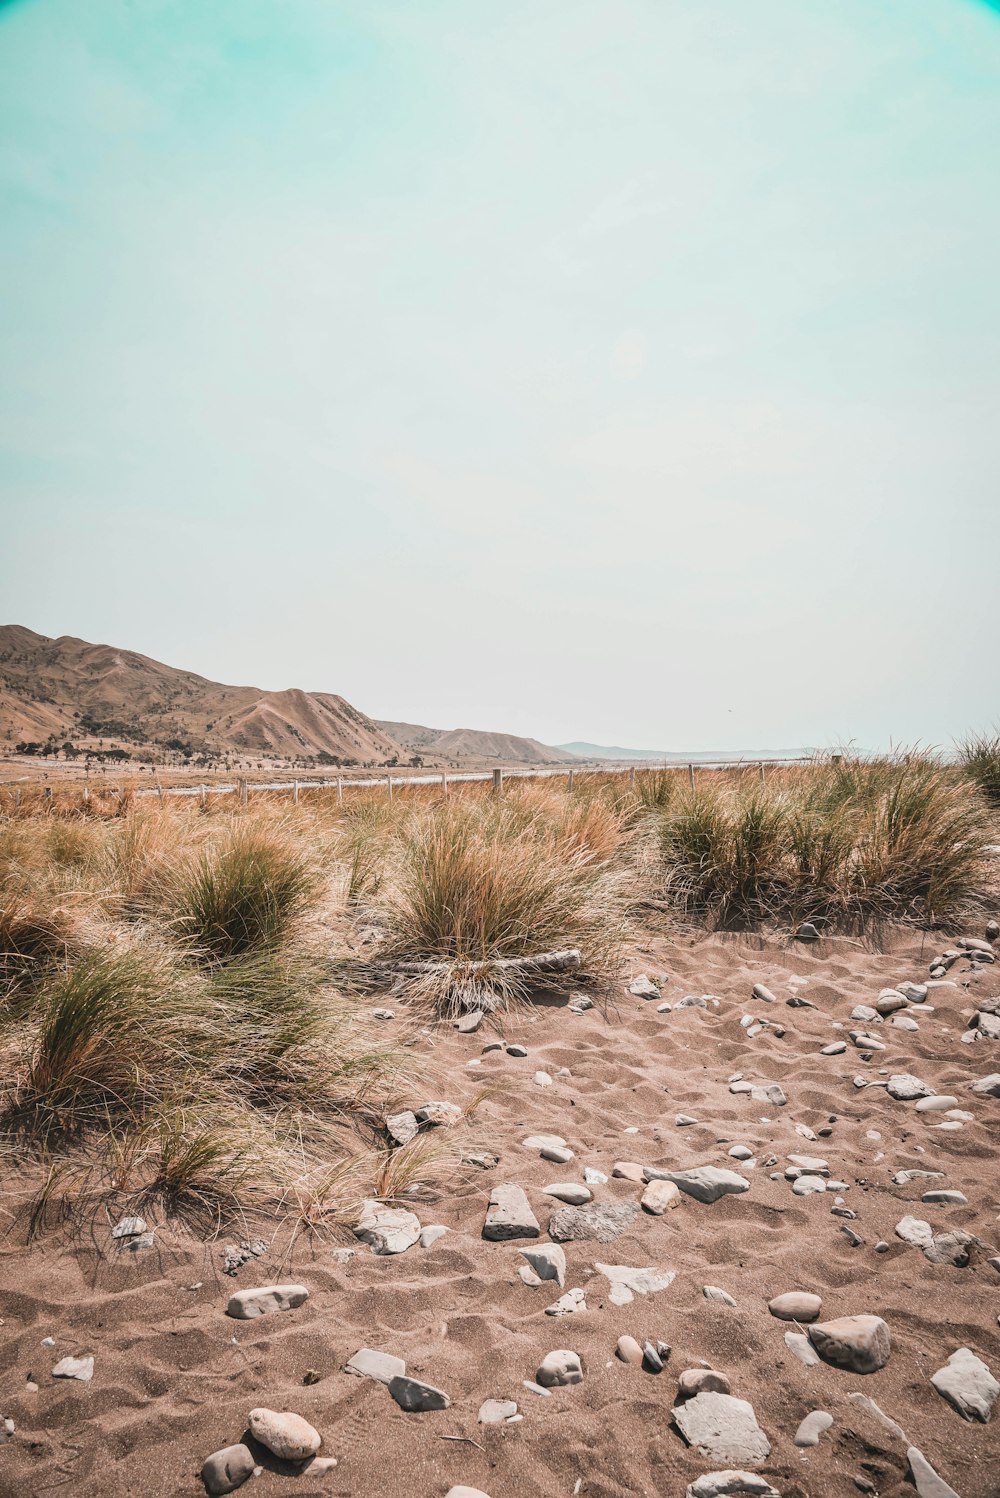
[2,925,999,1498]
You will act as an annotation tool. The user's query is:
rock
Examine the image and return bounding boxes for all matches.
[483,1184,539,1241]
[894,1169,943,1184]
[676,1113,699,1126]
[922,1190,967,1206]
[972,1074,1000,1096]
[642,1341,666,1373]
[51,1356,93,1381]
[247,1409,321,1461]
[685,1475,780,1498]
[729,1146,754,1161]
[533,1070,553,1087]
[612,1160,646,1183]
[893,1014,919,1031]
[595,1262,676,1305]
[415,1100,462,1126]
[851,1004,879,1022]
[876,992,908,1016]
[896,1216,934,1249]
[201,1443,255,1495]
[226,1284,308,1320]
[794,1410,833,1447]
[519,1244,566,1287]
[542,1182,591,1205]
[807,1315,890,1374]
[752,984,777,1004]
[907,1447,962,1498]
[616,1334,644,1365]
[629,975,660,998]
[344,1348,406,1384]
[548,1200,639,1243]
[924,1230,973,1267]
[568,994,593,1013]
[915,1095,958,1113]
[672,1391,771,1464]
[677,994,709,1008]
[386,1110,419,1145]
[354,1201,421,1255]
[388,1375,450,1411]
[796,922,821,941]
[535,1349,583,1387]
[110,1215,147,1239]
[768,1292,821,1322]
[821,1042,847,1055]
[704,1286,737,1306]
[583,1167,607,1184]
[787,1154,828,1173]
[446,1490,491,1498]
[540,1144,574,1164]
[478,1399,517,1424]
[506,1042,528,1056]
[898,982,929,1002]
[523,1133,567,1153]
[848,1392,907,1442]
[784,1332,819,1368]
[419,1224,448,1248]
[792,1175,826,1196]
[887,1073,934,1100]
[931,1348,999,1422]
[677,1368,732,1399]
[545,1287,586,1316]
[641,1178,681,1214]
[974,1011,1000,1039]
[464,1152,498,1170]
[456,1010,482,1032]
[653,1166,750,1204]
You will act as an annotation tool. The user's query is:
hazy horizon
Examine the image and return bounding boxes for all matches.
[3,1,999,753]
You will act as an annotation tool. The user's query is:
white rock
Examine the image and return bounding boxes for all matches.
[542,1182,591,1205]
[887,1073,934,1100]
[768,1292,821,1322]
[518,1244,566,1287]
[792,1175,826,1196]
[794,1410,833,1447]
[896,1215,934,1249]
[478,1399,517,1424]
[522,1133,567,1152]
[545,1287,586,1316]
[784,1331,819,1367]
[583,1167,607,1185]
[807,1314,891,1373]
[672,1391,770,1464]
[247,1408,321,1461]
[388,1375,451,1411]
[533,1071,553,1088]
[446,1489,492,1498]
[685,1475,780,1498]
[354,1201,420,1255]
[653,1166,750,1204]
[51,1355,93,1382]
[594,1262,676,1306]
[641,1178,681,1215]
[704,1286,737,1307]
[419,1224,449,1248]
[907,1447,962,1498]
[226,1284,308,1320]
[110,1216,147,1239]
[915,1095,958,1113]
[540,1144,574,1164]
[483,1184,539,1240]
[629,975,660,998]
[535,1349,583,1387]
[930,1347,999,1422]
[344,1348,405,1383]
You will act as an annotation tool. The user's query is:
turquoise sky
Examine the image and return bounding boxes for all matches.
[2,0,998,751]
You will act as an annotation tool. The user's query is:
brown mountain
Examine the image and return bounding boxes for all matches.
[377,719,576,765]
[0,625,399,763]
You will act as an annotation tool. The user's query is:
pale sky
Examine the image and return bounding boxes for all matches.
[2,0,999,753]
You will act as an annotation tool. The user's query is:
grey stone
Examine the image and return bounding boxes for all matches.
[894,1169,943,1184]
[535,1349,583,1387]
[548,1200,639,1243]
[972,1073,1000,1096]
[518,1244,566,1287]
[907,1448,962,1498]
[677,994,709,1008]
[922,1190,967,1205]
[522,1133,567,1152]
[915,1095,958,1113]
[821,1042,847,1055]
[540,1144,574,1164]
[751,984,777,1004]
[457,1010,483,1032]
[419,1224,449,1248]
[924,1230,973,1267]
[672,1391,770,1465]
[506,1043,528,1056]
[201,1443,255,1495]
[896,1216,934,1249]
[641,1178,681,1214]
[677,1368,732,1399]
[345,1348,406,1384]
[110,1215,147,1239]
[876,992,908,1016]
[768,1291,821,1322]
[354,1201,420,1255]
[704,1286,736,1306]
[685,1476,780,1498]
[792,1175,826,1196]
[629,975,660,998]
[51,1355,93,1382]
[415,1100,463,1126]
[794,1410,833,1447]
[887,1073,934,1100]
[653,1166,750,1204]
[931,1348,999,1422]
[226,1284,308,1320]
[594,1262,676,1305]
[616,1334,644,1365]
[247,1409,321,1461]
[386,1110,419,1145]
[545,1287,586,1316]
[478,1399,517,1424]
[388,1375,450,1411]
[796,922,821,941]
[542,1182,591,1205]
[974,1010,1000,1039]
[784,1331,819,1367]
[807,1314,891,1373]
[483,1184,539,1241]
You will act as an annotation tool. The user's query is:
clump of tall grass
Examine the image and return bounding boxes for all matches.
[655,754,992,930]
[0,892,73,992]
[165,821,318,960]
[377,795,622,1016]
[958,732,1000,807]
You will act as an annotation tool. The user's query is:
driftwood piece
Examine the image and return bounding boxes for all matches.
[392,948,582,979]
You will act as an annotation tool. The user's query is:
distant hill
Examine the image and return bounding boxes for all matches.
[378,719,576,765]
[560,740,813,763]
[0,625,399,764]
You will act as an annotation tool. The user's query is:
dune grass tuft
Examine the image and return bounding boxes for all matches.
[958,731,1000,808]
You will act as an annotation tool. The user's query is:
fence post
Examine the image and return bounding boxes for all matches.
[629,766,636,787]
[157,781,164,802]
[688,763,695,790]
[759,761,766,785]
[82,782,89,804]
[492,767,502,795]
[239,778,248,806]
[44,787,52,808]
[337,776,343,804]
[14,786,21,809]
[387,775,393,802]
[292,779,299,806]
[441,772,448,798]
[200,784,206,807]
[567,768,574,793]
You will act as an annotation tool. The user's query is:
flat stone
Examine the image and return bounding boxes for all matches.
[820,1042,847,1055]
[672,1391,770,1465]
[792,1175,826,1196]
[729,1146,754,1161]
[247,1409,321,1461]
[894,1169,943,1185]
[616,1335,644,1365]
[446,1489,492,1498]
[542,1182,591,1205]
[930,1347,999,1422]
[388,1374,450,1412]
[876,993,908,1016]
[595,1262,676,1306]
[915,1096,958,1113]
[51,1356,93,1381]
[653,1166,750,1204]
[518,1245,566,1289]
[483,1184,539,1241]
[972,1073,1000,1096]
[768,1292,821,1322]
[506,1043,528,1056]
[751,983,777,1004]
[641,1178,681,1214]
[907,1447,962,1498]
[533,1070,553,1087]
[925,1230,973,1267]
[794,1410,833,1447]
[344,1348,405,1384]
[685,1475,780,1498]
[677,1368,732,1399]
[110,1216,147,1239]
[548,1200,639,1243]
[226,1284,308,1320]
[784,1331,819,1368]
[545,1287,586,1316]
[385,1110,419,1145]
[887,1073,934,1100]
[807,1314,891,1373]
[456,1010,482,1032]
[787,1155,828,1173]
[704,1286,737,1307]
[540,1144,574,1164]
[583,1167,607,1184]
[354,1201,421,1255]
[478,1399,517,1424]
[535,1349,583,1387]
[851,1004,879,1022]
[922,1190,967,1206]
[523,1134,567,1153]
[896,1215,934,1249]
[612,1160,646,1182]
[419,1224,449,1248]
[415,1100,463,1126]
[201,1443,255,1496]
[629,975,660,998]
